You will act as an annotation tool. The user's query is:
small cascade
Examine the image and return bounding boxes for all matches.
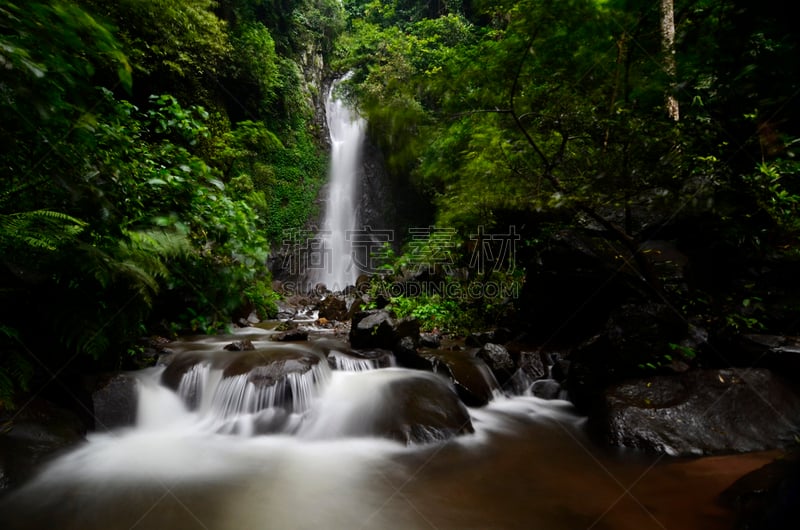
[313,74,366,291]
[170,358,332,434]
[329,350,387,372]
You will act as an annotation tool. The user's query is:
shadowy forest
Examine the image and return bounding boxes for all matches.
[1,0,799,409]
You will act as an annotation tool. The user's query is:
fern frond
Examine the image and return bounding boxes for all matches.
[0,210,86,251]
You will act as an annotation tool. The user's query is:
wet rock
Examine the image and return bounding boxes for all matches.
[592,368,800,456]
[518,350,547,381]
[531,379,562,400]
[318,295,348,321]
[476,343,516,386]
[327,348,395,371]
[349,309,420,350]
[421,350,499,407]
[0,399,86,493]
[222,350,321,381]
[161,352,207,391]
[393,336,434,371]
[465,328,512,347]
[224,339,255,351]
[419,332,442,349]
[271,328,309,342]
[376,372,474,444]
[91,373,138,431]
[729,334,800,377]
[720,449,800,530]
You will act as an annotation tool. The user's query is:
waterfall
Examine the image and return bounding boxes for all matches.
[313,75,366,291]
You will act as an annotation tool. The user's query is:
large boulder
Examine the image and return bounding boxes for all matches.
[374,371,475,444]
[421,350,500,407]
[476,343,516,386]
[0,399,86,493]
[91,373,138,431]
[222,350,321,380]
[726,334,800,378]
[317,295,348,321]
[720,449,800,530]
[591,368,800,456]
[349,309,420,350]
[301,369,473,444]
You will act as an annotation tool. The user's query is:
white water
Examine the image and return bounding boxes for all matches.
[314,76,366,291]
[0,329,749,530]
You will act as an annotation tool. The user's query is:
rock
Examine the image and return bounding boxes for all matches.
[271,328,309,342]
[307,369,473,444]
[350,309,396,349]
[0,399,86,493]
[531,379,562,400]
[730,334,800,376]
[327,349,394,371]
[275,319,299,332]
[419,332,442,349]
[720,449,800,530]
[592,368,800,456]
[91,373,138,431]
[476,343,516,386]
[161,352,207,391]
[318,295,348,321]
[421,350,500,407]
[349,309,420,350]
[518,350,547,381]
[393,336,434,371]
[375,372,475,444]
[224,339,255,351]
[223,350,320,381]
[465,328,512,347]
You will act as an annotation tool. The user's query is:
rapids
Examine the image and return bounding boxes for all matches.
[0,327,773,530]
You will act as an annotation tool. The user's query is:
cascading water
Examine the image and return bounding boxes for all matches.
[0,331,766,530]
[313,75,366,292]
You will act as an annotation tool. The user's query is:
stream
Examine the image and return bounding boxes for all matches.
[0,325,774,530]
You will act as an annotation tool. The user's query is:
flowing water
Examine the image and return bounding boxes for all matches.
[313,75,366,291]
[0,326,774,530]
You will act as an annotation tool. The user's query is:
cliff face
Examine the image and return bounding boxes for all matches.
[298,42,330,147]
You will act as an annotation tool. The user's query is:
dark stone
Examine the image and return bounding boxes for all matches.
[160,352,206,391]
[531,379,562,400]
[318,295,348,321]
[349,309,420,350]
[224,339,255,351]
[720,450,800,530]
[419,332,442,349]
[91,373,138,431]
[393,336,434,371]
[326,348,395,370]
[275,319,299,332]
[0,399,86,493]
[374,371,474,444]
[476,343,516,386]
[350,309,397,349]
[465,328,512,347]
[271,328,309,342]
[730,334,800,376]
[421,350,500,407]
[592,368,800,456]
[518,351,547,381]
[222,350,320,382]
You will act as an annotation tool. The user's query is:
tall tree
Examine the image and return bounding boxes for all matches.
[659,0,679,120]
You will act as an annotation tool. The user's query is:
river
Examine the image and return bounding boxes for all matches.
[0,325,773,530]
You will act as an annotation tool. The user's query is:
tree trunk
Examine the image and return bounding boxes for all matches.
[660,0,680,121]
